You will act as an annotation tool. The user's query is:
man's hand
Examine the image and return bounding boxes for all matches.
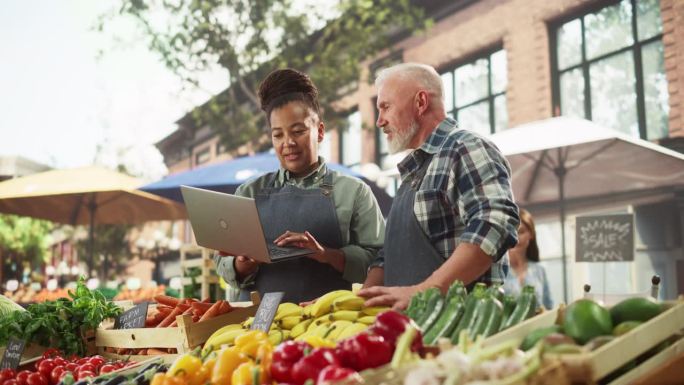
[357,285,421,311]
[274,230,326,263]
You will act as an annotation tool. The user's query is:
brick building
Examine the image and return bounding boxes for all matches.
[156,0,684,302]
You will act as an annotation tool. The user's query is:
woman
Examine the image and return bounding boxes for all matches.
[503,208,553,309]
[213,68,386,303]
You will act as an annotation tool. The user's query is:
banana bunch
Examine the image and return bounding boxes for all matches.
[202,293,389,354]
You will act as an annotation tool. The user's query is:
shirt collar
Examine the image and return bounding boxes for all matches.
[278,156,328,184]
[397,117,458,176]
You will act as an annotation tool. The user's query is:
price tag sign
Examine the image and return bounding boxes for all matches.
[576,214,634,262]
[114,302,149,329]
[251,292,284,332]
[0,337,26,370]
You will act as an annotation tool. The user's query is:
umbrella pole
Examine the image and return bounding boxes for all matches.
[555,163,569,304]
[88,198,96,278]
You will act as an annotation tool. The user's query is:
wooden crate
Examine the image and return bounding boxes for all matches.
[482,306,562,348]
[556,300,684,383]
[607,335,684,385]
[96,294,260,360]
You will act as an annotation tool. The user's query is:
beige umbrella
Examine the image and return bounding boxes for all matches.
[0,166,187,273]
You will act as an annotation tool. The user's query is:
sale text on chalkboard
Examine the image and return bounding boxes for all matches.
[0,337,26,370]
[114,302,149,329]
[576,214,634,262]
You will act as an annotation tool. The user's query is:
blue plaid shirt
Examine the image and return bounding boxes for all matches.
[374,117,519,285]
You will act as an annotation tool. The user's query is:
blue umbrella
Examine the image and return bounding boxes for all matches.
[141,152,393,216]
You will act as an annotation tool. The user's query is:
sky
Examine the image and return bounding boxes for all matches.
[0,0,229,181]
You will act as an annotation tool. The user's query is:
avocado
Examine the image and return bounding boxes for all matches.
[612,320,642,336]
[610,297,662,325]
[563,299,613,345]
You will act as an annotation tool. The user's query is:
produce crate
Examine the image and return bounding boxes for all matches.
[607,334,684,385]
[557,300,684,383]
[96,293,260,361]
[482,306,562,348]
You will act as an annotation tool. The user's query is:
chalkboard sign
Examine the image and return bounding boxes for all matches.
[251,292,284,332]
[114,302,149,329]
[576,214,634,262]
[0,337,26,370]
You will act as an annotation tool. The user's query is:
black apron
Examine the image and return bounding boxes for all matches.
[384,154,445,286]
[239,170,350,303]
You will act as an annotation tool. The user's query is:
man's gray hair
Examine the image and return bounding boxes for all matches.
[375,62,444,102]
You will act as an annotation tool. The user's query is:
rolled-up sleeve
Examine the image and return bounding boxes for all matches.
[340,183,385,283]
[452,138,519,261]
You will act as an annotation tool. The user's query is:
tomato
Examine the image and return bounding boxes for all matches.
[42,349,61,360]
[75,371,94,381]
[112,362,124,369]
[75,358,90,366]
[87,356,105,369]
[0,369,16,382]
[64,364,77,373]
[76,364,95,374]
[15,371,32,385]
[37,360,55,378]
[52,358,67,367]
[49,367,65,385]
[26,373,47,385]
[3,379,18,385]
[98,365,116,375]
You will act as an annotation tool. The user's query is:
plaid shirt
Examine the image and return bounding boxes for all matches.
[375,117,519,285]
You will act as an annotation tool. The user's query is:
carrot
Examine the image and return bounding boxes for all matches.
[190,302,213,315]
[156,305,173,316]
[202,297,212,303]
[169,320,178,327]
[217,301,232,315]
[198,300,223,322]
[192,315,200,323]
[157,304,190,327]
[147,348,168,355]
[145,316,160,327]
[154,295,180,307]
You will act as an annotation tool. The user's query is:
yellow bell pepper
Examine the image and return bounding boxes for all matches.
[231,361,257,385]
[191,357,214,385]
[255,343,272,385]
[211,346,249,385]
[234,330,269,358]
[168,353,203,384]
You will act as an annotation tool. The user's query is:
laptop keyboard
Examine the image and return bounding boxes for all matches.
[268,245,294,257]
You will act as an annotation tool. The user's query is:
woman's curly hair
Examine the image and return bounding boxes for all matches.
[257,68,321,124]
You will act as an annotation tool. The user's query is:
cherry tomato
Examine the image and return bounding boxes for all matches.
[0,369,16,383]
[112,362,125,369]
[76,364,95,374]
[75,358,90,367]
[98,365,116,375]
[64,364,77,373]
[37,360,55,378]
[52,358,68,367]
[42,349,60,359]
[50,368,65,385]
[75,371,94,381]
[15,371,32,385]
[87,356,105,369]
[3,379,18,385]
[26,373,47,385]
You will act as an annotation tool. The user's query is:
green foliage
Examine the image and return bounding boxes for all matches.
[0,278,122,355]
[101,0,429,151]
[0,214,53,272]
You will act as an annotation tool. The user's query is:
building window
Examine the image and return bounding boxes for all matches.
[440,48,508,136]
[216,142,227,155]
[551,0,667,140]
[195,147,211,166]
[340,110,362,168]
[319,131,332,162]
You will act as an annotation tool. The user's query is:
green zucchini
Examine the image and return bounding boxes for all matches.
[423,295,465,345]
[414,287,442,326]
[450,283,487,343]
[501,294,517,326]
[481,298,504,337]
[501,286,536,330]
[417,291,445,331]
[486,284,505,302]
[406,290,427,320]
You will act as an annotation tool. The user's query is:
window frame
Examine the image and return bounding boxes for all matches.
[338,107,363,168]
[438,45,507,135]
[549,0,665,140]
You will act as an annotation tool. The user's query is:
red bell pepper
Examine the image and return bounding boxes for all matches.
[291,348,340,385]
[271,341,312,384]
[368,310,424,352]
[336,332,393,371]
[316,365,360,385]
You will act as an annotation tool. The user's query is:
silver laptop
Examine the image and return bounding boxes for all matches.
[180,185,313,263]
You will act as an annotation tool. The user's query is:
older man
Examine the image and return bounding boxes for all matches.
[359,63,519,310]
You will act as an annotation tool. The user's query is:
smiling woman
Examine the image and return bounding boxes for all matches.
[212,69,387,303]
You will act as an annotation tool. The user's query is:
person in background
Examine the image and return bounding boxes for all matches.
[213,68,386,303]
[359,63,519,309]
[504,208,553,309]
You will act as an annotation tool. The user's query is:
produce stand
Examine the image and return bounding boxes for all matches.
[179,244,221,300]
[482,306,562,348]
[96,292,260,362]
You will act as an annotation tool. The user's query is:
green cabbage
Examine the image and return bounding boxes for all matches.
[0,294,24,317]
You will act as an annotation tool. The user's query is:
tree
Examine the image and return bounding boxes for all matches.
[0,214,53,283]
[100,0,429,151]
